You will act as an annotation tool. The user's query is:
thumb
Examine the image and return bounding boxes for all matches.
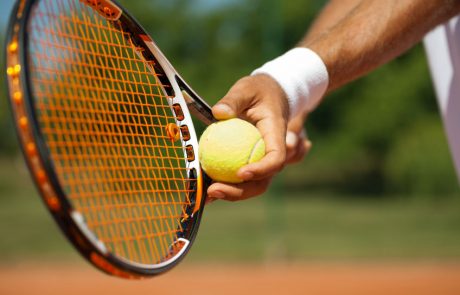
[212,77,255,120]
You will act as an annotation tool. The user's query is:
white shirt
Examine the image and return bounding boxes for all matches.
[424,16,460,183]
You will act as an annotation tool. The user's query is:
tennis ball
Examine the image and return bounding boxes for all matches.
[199,118,265,183]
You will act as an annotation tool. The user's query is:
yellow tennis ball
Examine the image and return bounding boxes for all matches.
[199,118,265,183]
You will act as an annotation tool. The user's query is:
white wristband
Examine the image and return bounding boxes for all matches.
[251,48,329,118]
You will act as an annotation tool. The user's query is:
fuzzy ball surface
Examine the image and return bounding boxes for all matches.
[198,118,265,183]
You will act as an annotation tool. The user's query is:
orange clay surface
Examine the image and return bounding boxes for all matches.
[1,262,460,295]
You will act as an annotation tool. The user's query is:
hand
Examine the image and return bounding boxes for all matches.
[206,74,289,203]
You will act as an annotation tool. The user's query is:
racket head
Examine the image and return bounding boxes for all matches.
[5,0,210,278]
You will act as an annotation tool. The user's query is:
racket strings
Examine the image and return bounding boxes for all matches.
[27,0,193,264]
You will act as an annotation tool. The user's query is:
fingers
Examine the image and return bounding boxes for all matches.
[206,178,272,203]
[237,116,286,181]
[286,110,310,164]
[205,134,310,206]
[286,138,312,164]
[212,75,289,182]
[206,75,289,202]
[286,130,299,161]
[212,77,255,120]
[287,111,307,134]
[286,124,312,165]
[286,130,299,151]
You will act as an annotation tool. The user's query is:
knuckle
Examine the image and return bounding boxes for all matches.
[220,93,239,106]
[233,77,253,92]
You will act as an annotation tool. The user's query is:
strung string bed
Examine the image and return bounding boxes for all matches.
[27,0,191,264]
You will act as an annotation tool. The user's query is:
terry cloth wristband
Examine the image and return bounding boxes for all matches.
[251,48,329,118]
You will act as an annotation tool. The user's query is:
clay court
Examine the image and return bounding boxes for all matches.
[2,262,460,295]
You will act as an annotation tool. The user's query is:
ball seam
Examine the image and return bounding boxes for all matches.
[247,137,264,164]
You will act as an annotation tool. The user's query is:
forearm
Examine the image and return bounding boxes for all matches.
[305,0,361,42]
[304,0,460,91]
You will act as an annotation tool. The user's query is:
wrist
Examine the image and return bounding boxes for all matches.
[251,48,329,118]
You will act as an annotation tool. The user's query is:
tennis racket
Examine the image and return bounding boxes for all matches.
[5,0,216,278]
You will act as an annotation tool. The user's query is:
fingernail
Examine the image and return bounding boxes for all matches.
[209,191,225,199]
[286,131,298,147]
[213,104,235,118]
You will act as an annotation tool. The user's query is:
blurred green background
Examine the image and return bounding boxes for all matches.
[0,0,459,264]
